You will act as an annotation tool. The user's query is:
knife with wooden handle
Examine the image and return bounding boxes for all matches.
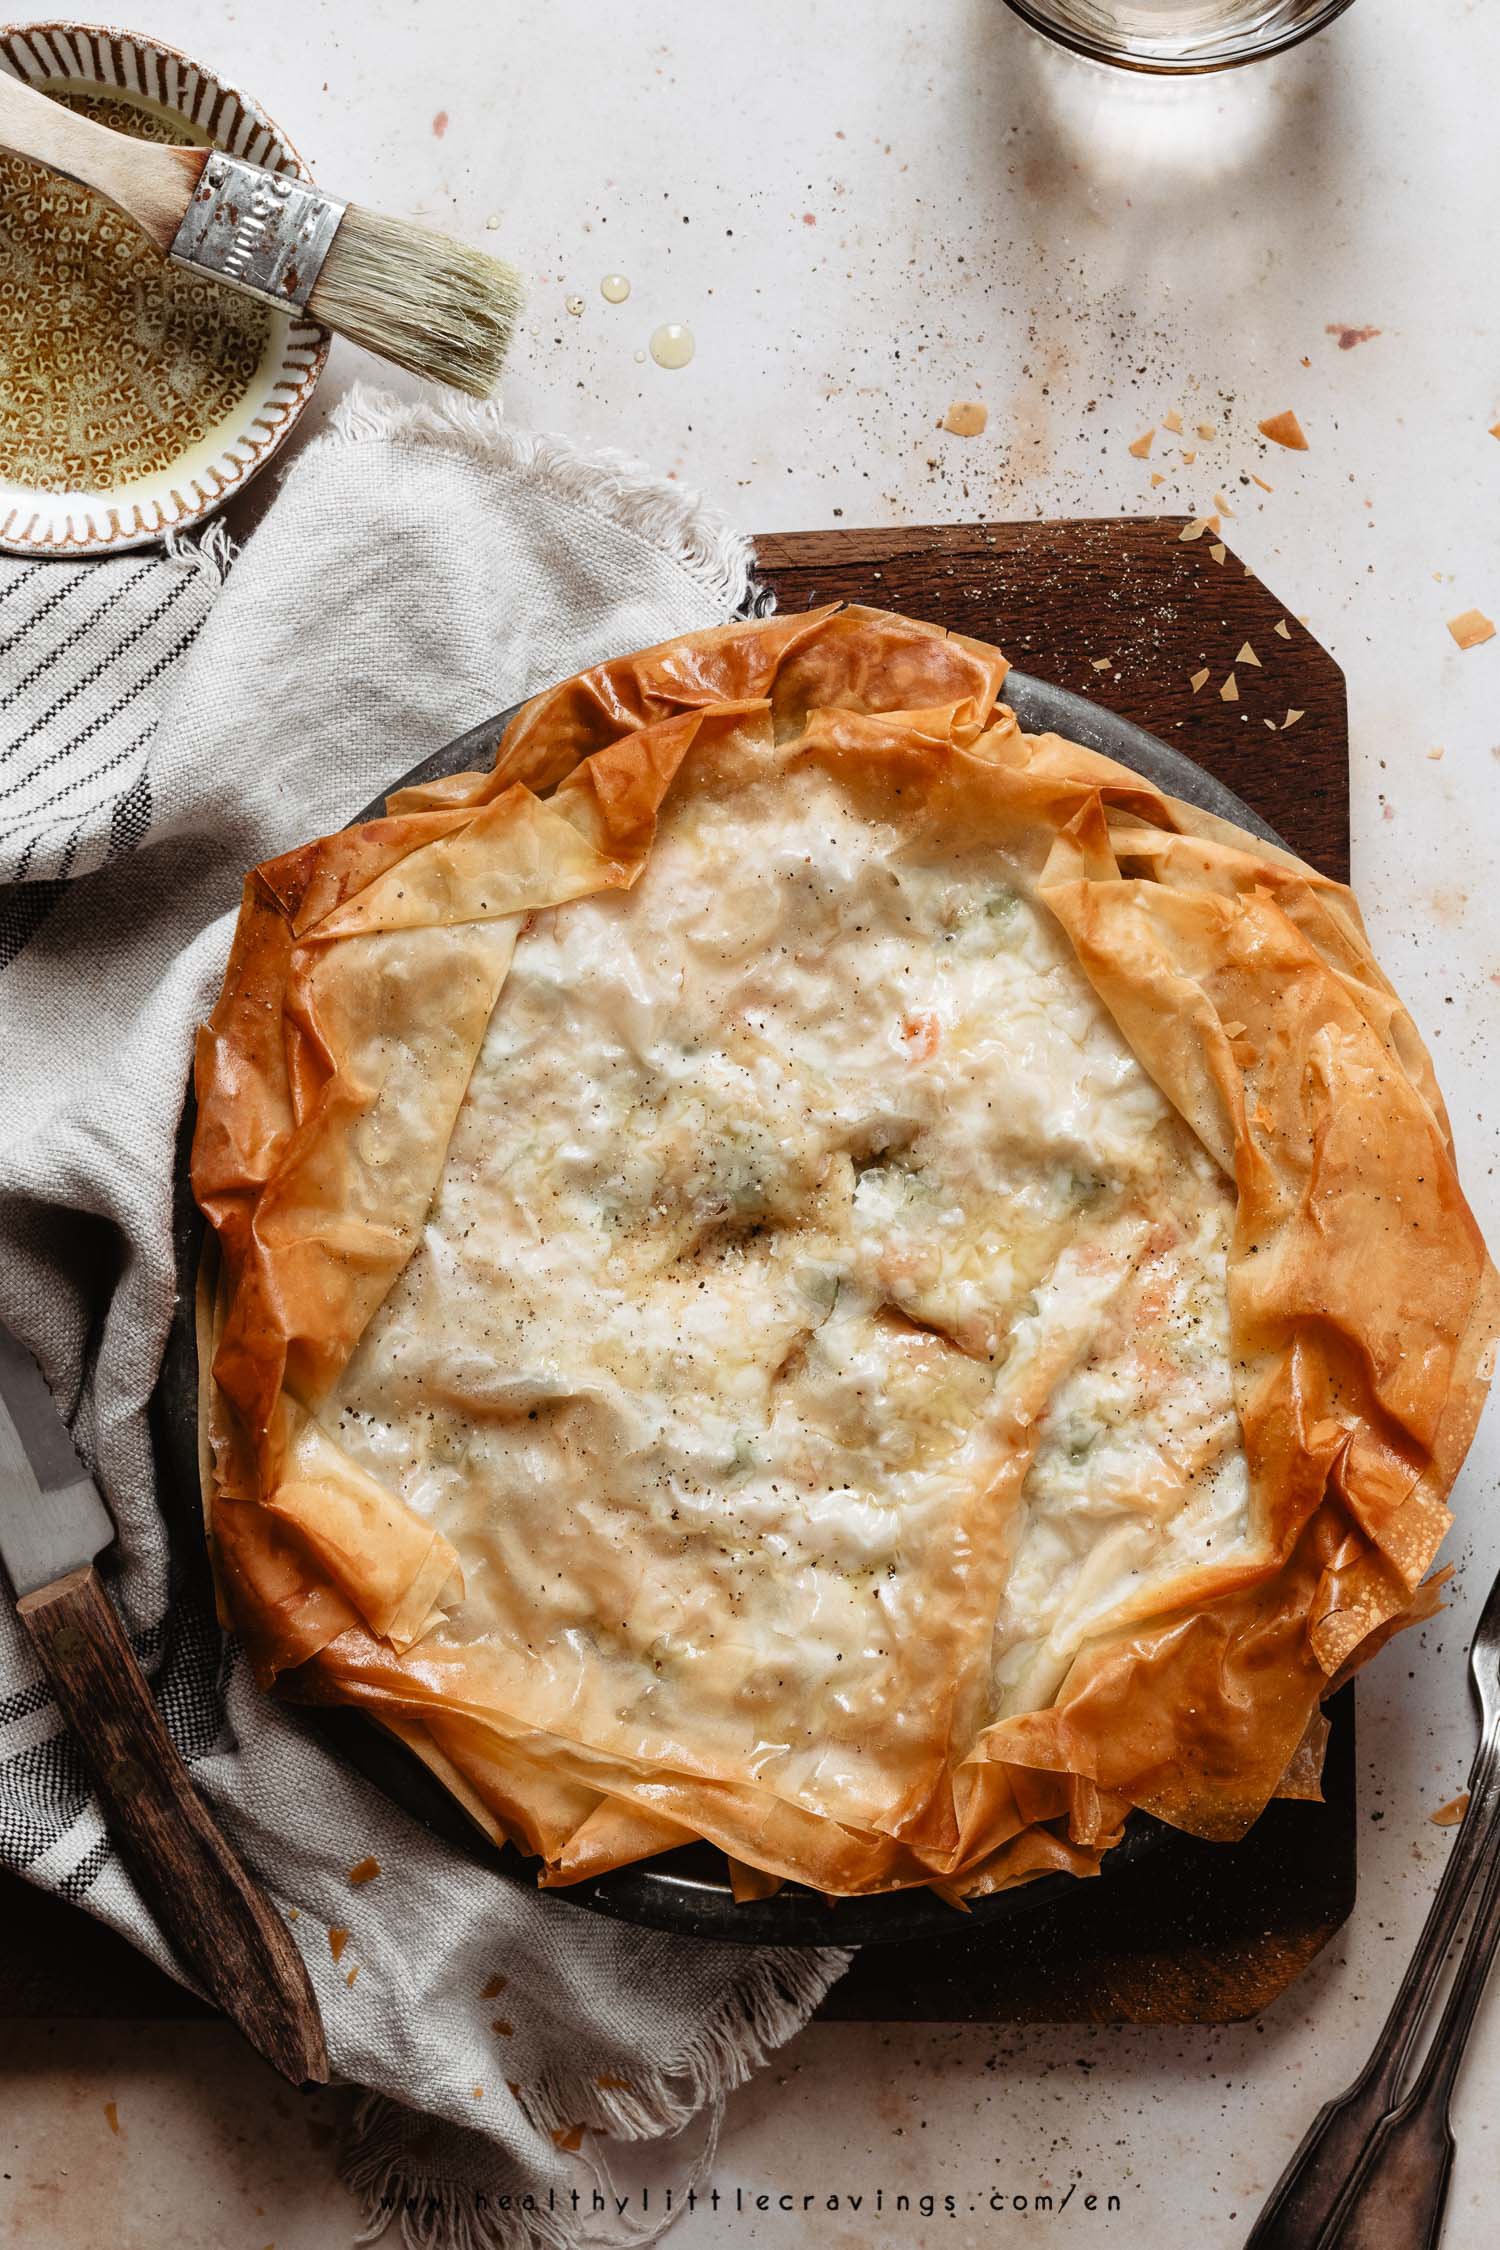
[0,1320,328,2086]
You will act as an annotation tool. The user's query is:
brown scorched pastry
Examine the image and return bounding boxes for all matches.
[193,606,1499,1903]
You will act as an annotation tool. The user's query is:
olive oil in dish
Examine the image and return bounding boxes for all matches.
[0,88,273,496]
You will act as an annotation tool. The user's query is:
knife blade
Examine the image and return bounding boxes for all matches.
[0,1318,328,2086]
[0,1321,115,1596]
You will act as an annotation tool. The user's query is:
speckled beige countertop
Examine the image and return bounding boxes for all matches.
[4,1,1499,2244]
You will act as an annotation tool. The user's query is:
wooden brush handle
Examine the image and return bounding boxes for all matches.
[18,1565,328,2086]
[0,67,205,250]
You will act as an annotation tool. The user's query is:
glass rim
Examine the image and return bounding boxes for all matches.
[998,0,1357,73]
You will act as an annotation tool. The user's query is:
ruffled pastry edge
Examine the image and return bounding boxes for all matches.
[193,604,1498,1903]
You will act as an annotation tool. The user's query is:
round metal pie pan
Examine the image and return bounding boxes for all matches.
[154,663,1284,1947]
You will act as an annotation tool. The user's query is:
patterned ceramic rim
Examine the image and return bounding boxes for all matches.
[0,21,330,556]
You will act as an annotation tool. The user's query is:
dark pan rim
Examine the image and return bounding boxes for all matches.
[152,662,1287,1948]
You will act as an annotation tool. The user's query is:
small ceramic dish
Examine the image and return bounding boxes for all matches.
[0,21,328,556]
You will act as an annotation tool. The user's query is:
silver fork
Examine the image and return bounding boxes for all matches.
[1245,1563,1500,2250]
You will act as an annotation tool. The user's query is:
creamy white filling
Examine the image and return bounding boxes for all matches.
[327,757,1249,1804]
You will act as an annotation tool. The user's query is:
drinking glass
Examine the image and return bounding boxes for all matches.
[999,0,1356,71]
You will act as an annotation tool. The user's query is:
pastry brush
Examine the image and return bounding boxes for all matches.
[0,69,522,397]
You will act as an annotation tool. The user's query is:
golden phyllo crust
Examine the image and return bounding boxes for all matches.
[193,606,1498,1902]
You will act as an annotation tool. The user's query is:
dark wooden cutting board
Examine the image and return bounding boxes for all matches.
[757,520,1346,883]
[0,515,1352,2026]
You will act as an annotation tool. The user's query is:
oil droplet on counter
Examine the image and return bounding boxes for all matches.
[565,295,584,317]
[633,350,646,364]
[600,273,631,303]
[649,322,695,370]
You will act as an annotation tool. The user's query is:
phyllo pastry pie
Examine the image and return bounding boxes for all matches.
[193,606,1498,1902]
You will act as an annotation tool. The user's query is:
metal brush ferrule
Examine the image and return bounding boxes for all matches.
[168,151,346,311]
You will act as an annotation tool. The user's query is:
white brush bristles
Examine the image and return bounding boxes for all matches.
[308,208,523,398]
